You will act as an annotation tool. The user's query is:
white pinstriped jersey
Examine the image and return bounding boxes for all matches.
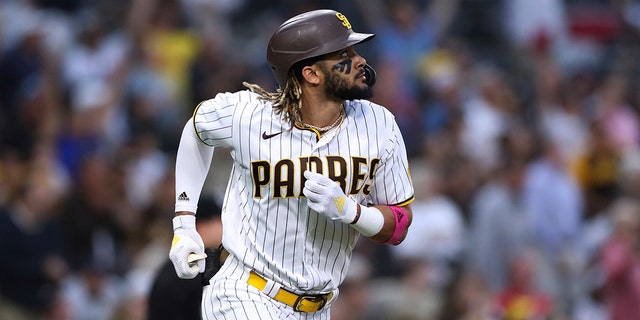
[193,90,414,293]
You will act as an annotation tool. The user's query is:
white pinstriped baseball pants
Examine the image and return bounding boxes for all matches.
[201,254,334,320]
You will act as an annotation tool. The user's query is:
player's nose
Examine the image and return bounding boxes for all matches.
[354,53,366,69]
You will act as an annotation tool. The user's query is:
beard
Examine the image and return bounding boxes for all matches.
[321,67,373,100]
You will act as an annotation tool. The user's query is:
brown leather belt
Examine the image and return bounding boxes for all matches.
[247,271,333,313]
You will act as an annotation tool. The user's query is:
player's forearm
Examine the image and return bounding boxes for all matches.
[175,119,214,213]
[303,170,413,244]
[367,204,412,244]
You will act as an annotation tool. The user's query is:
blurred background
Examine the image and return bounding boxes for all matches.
[1,0,640,319]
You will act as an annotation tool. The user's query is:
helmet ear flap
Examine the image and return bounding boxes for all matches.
[363,64,377,87]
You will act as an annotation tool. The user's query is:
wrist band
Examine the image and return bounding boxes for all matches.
[173,215,196,230]
[350,203,361,224]
[351,205,384,237]
[384,206,409,245]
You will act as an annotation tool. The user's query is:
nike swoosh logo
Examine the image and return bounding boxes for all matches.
[262,131,283,139]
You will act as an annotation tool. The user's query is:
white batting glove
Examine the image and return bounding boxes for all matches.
[303,170,358,224]
[169,215,205,279]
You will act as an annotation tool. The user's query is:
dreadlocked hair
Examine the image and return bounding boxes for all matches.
[242,69,303,129]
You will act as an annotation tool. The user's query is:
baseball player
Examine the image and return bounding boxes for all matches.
[169,9,414,319]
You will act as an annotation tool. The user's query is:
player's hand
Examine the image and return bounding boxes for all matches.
[303,170,358,224]
[169,215,205,279]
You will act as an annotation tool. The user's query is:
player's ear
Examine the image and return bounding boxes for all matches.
[301,65,321,85]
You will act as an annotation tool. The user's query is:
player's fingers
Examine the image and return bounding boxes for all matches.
[170,251,198,278]
[304,170,333,186]
[304,181,330,198]
[303,170,319,180]
[302,185,320,200]
[303,178,326,194]
[304,182,322,194]
[196,258,206,273]
[186,261,200,275]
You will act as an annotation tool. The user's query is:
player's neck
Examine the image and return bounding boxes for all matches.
[299,93,345,130]
[300,87,344,128]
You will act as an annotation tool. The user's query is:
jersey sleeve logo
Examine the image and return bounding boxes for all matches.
[262,131,283,139]
[178,192,190,201]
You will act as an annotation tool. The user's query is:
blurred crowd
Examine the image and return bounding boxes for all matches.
[2,0,640,319]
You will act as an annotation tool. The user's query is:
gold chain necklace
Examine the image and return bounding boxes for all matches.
[300,106,345,132]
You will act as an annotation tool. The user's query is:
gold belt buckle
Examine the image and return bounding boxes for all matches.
[293,294,327,313]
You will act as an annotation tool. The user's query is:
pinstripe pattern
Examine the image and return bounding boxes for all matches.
[202,255,332,320]
[193,90,414,318]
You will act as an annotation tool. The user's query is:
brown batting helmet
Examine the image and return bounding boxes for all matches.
[267,9,375,88]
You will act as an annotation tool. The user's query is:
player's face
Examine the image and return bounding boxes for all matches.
[318,47,373,100]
